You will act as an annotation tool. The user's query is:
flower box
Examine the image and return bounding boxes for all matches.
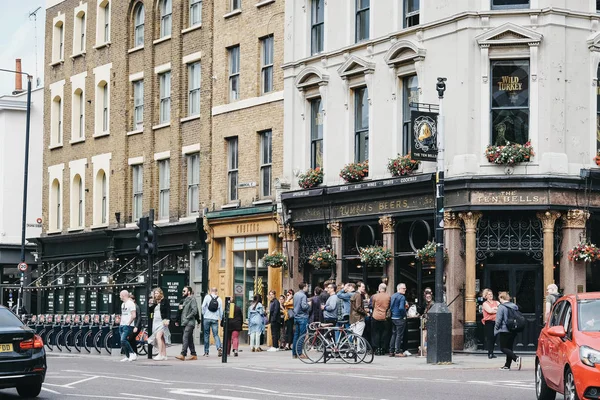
[298,167,324,189]
[568,242,600,263]
[261,251,287,268]
[340,161,369,183]
[415,241,448,264]
[484,141,534,166]
[594,151,600,167]
[359,246,393,268]
[308,247,336,269]
[387,154,420,177]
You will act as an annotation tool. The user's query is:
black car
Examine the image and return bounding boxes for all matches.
[0,306,46,398]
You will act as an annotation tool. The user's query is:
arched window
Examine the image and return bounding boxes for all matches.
[101,172,107,224]
[160,0,172,38]
[73,88,84,140]
[134,3,145,47]
[95,81,109,135]
[72,174,83,228]
[95,170,108,225]
[97,0,110,44]
[74,10,86,54]
[53,20,64,62]
[52,96,63,145]
[50,179,62,231]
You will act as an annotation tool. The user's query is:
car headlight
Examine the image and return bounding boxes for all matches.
[580,345,600,367]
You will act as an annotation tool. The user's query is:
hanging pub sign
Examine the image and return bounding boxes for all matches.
[410,110,438,162]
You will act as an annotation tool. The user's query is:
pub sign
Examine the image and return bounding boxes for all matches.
[410,111,438,162]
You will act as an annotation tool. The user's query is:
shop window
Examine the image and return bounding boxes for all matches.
[160,0,172,38]
[310,98,323,169]
[355,0,369,42]
[159,71,171,124]
[491,0,529,10]
[311,0,324,55]
[187,153,200,215]
[227,137,239,202]
[229,45,240,101]
[133,80,144,129]
[133,2,145,48]
[490,60,529,146]
[259,130,272,198]
[404,0,419,28]
[132,164,143,221]
[190,0,202,27]
[233,236,269,313]
[354,87,369,163]
[158,159,170,220]
[402,76,418,154]
[261,36,274,94]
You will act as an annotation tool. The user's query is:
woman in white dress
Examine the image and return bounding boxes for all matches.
[148,288,171,361]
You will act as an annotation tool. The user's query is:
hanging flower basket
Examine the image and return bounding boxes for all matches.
[298,167,324,189]
[415,241,448,265]
[359,246,393,268]
[387,154,420,177]
[484,141,534,166]
[308,247,336,269]
[340,161,369,183]
[261,251,287,268]
[568,242,600,263]
[594,151,600,167]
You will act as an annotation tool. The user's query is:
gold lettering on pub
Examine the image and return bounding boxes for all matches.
[498,76,522,91]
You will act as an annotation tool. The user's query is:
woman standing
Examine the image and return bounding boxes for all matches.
[283,290,295,351]
[278,295,286,349]
[148,288,171,361]
[494,292,522,371]
[419,288,435,356]
[223,303,243,357]
[481,288,499,359]
[248,294,266,352]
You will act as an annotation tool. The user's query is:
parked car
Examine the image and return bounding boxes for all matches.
[535,292,600,400]
[0,306,46,398]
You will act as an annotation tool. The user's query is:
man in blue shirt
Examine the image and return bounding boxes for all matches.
[389,283,407,357]
[292,282,310,359]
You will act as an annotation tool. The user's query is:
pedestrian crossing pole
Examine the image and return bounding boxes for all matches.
[222,297,231,363]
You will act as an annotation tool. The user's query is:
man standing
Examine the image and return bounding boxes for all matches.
[292,283,310,359]
[119,290,137,362]
[389,283,407,357]
[322,283,339,324]
[337,283,354,329]
[202,287,223,357]
[267,290,281,351]
[370,283,390,356]
[127,293,142,356]
[350,282,367,336]
[544,284,560,323]
[176,286,199,361]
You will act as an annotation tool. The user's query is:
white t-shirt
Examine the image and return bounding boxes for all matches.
[120,299,135,326]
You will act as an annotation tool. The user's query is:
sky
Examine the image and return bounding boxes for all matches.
[0,0,46,96]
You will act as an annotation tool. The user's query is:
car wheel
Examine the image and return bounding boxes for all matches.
[16,381,42,398]
[564,368,580,400]
[535,361,556,400]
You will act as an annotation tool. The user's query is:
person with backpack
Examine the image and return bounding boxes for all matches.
[545,283,560,324]
[494,291,522,371]
[201,287,223,357]
[176,286,199,361]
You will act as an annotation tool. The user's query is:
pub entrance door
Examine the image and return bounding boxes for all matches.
[484,264,543,352]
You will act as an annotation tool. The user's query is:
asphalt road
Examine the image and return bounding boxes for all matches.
[1,352,537,400]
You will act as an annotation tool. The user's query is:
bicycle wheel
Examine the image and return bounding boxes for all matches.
[55,331,63,352]
[361,339,374,364]
[103,332,113,354]
[73,330,82,352]
[303,333,326,363]
[45,331,53,351]
[338,333,366,364]
[292,334,313,364]
[93,331,102,354]
[83,330,92,353]
[63,330,72,352]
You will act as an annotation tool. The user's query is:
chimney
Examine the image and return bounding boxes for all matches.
[15,59,23,93]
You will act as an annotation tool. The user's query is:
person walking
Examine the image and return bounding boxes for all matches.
[248,294,266,352]
[545,283,560,323]
[148,288,171,361]
[283,290,295,350]
[370,283,391,356]
[389,283,407,357]
[176,286,199,361]
[202,287,223,357]
[127,293,142,356]
[350,281,367,337]
[419,288,435,356]
[119,290,137,362]
[481,288,499,359]
[292,283,310,359]
[267,290,281,351]
[494,291,522,371]
[223,302,243,357]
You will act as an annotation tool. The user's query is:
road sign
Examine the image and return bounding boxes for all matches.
[17,262,28,272]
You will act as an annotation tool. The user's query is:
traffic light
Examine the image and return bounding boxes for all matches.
[136,217,152,256]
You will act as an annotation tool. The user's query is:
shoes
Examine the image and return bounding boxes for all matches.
[403,351,412,356]
[488,354,497,359]
[395,353,407,358]
[175,355,185,361]
[251,348,256,352]
[120,357,130,362]
[292,355,298,359]
[203,353,209,357]
[152,355,162,361]
[217,348,223,357]
[298,355,308,360]
[233,350,238,357]
[516,357,522,371]
[267,347,278,352]
[499,366,510,370]
[129,353,137,362]
[186,355,198,360]
[389,352,396,357]
[256,347,264,352]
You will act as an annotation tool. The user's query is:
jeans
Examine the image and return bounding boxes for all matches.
[285,318,294,345]
[498,332,517,368]
[389,318,406,353]
[119,325,134,357]
[203,319,221,354]
[292,317,308,356]
[181,324,197,356]
[271,322,281,348]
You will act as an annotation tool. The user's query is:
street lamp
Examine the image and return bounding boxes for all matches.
[0,67,33,316]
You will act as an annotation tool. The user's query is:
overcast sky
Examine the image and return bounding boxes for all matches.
[0,0,45,96]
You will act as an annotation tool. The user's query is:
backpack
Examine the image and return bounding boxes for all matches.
[208,295,219,313]
[504,304,526,333]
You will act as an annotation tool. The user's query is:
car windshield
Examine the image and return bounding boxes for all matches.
[0,308,23,327]
[578,299,600,332]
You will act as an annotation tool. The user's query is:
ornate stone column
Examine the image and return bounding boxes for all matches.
[537,211,562,295]
[444,211,464,350]
[379,215,395,292]
[458,211,482,350]
[327,221,342,281]
[560,210,589,294]
[279,223,300,290]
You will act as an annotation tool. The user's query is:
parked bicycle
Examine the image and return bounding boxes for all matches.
[295,322,373,364]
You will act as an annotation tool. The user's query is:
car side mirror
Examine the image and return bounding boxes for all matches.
[548,325,566,338]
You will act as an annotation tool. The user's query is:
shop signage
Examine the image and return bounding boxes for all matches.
[472,190,547,206]
[46,292,54,313]
[410,111,438,162]
[67,289,76,313]
[89,290,98,313]
[160,272,186,320]
[236,223,261,234]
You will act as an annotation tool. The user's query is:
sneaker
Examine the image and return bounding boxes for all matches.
[186,355,198,360]
[217,348,223,357]
[233,350,238,357]
[389,352,396,357]
[499,366,510,370]
[152,355,162,361]
[129,353,137,362]
[120,357,130,362]
[395,353,407,358]
[516,357,522,371]
[175,355,185,361]
[403,351,412,356]
[267,347,278,352]
[161,356,168,361]
[203,352,209,357]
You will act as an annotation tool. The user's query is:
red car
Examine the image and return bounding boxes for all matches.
[535,292,600,400]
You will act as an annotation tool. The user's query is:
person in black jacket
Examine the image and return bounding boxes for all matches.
[267,290,281,350]
[222,303,243,356]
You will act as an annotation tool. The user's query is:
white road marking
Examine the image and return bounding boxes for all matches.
[65,395,131,399]
[41,387,61,394]
[63,375,99,388]
[81,374,172,385]
[122,393,176,400]
[168,389,256,399]
[128,374,163,381]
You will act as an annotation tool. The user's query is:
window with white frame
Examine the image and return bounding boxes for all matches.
[50,179,62,231]
[229,45,240,101]
[311,0,324,55]
[227,137,238,202]
[134,2,145,47]
[233,235,269,315]
[261,36,273,94]
[101,1,110,43]
[402,75,418,154]
[160,0,172,38]
[74,11,86,54]
[101,171,107,224]
[188,62,201,116]
[190,0,202,26]
[231,0,241,11]
[52,96,63,146]
[354,87,369,163]
[133,80,144,129]
[259,130,272,198]
[597,0,600,13]
[73,174,84,228]
[491,0,529,10]
[187,153,200,215]
[310,98,323,169]
[355,0,370,42]
[404,0,419,28]
[132,164,143,221]
[53,20,65,62]
[158,159,170,220]
[73,88,85,140]
[159,71,171,123]
[101,82,109,132]
[490,60,529,146]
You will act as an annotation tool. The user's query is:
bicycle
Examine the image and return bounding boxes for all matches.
[296,322,372,364]
[101,314,121,354]
[44,315,61,352]
[73,314,92,353]
[63,314,81,352]
[54,315,72,352]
